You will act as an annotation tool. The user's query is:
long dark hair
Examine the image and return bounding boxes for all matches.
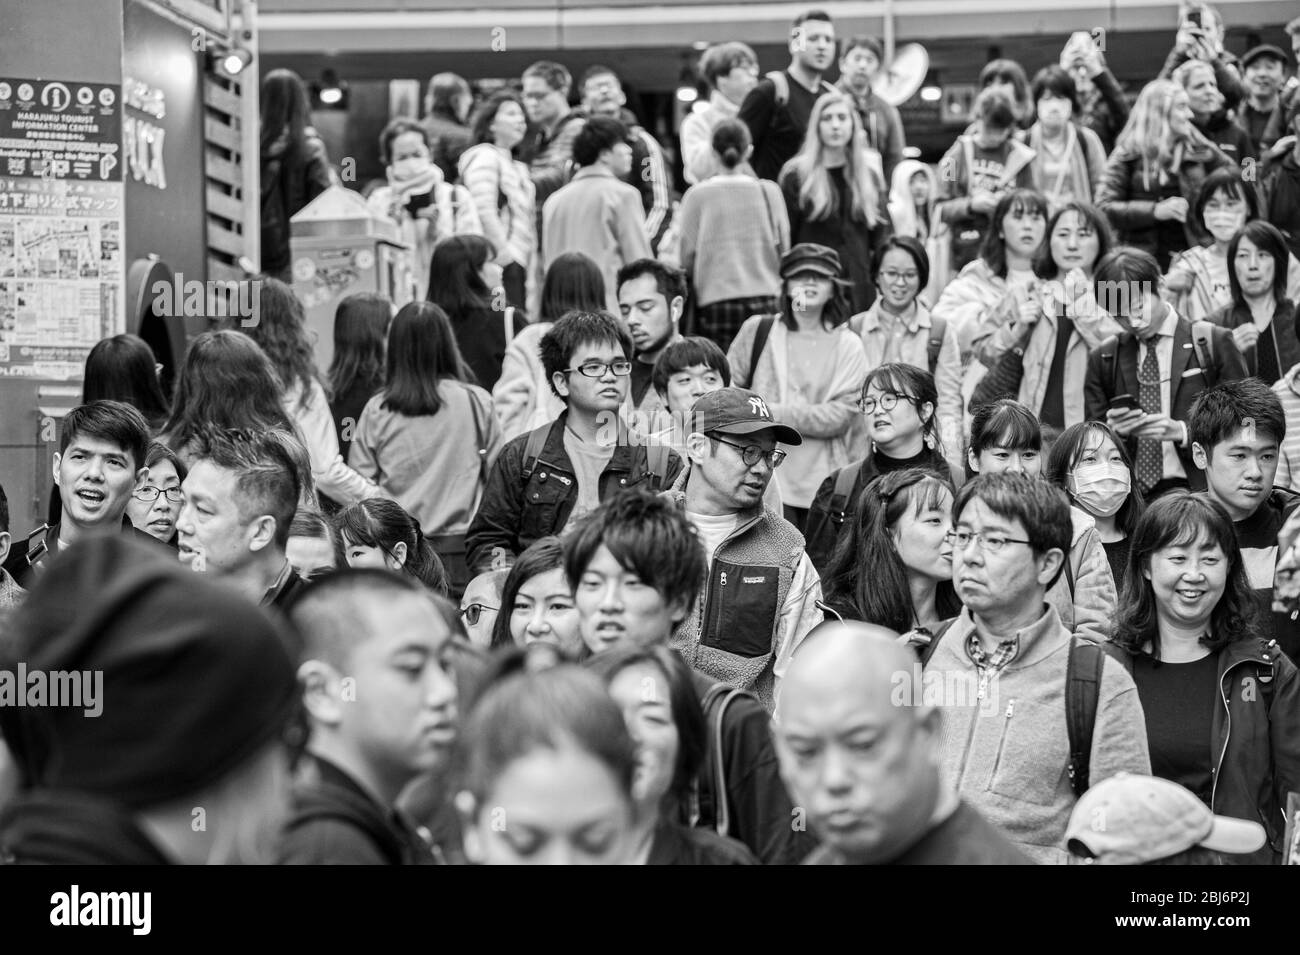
[822,469,958,632]
[1228,220,1291,306]
[382,302,470,417]
[540,253,607,323]
[244,278,321,409]
[82,334,170,431]
[490,536,565,650]
[163,331,295,453]
[334,498,447,595]
[587,644,705,824]
[328,293,390,401]
[1045,421,1144,538]
[1033,201,1114,279]
[469,90,528,152]
[427,234,498,314]
[861,362,944,458]
[979,189,1048,278]
[1113,493,1261,658]
[260,69,313,155]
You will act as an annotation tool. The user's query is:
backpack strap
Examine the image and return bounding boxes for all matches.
[828,462,861,526]
[521,424,549,481]
[747,315,777,387]
[918,616,958,666]
[767,71,789,107]
[1064,638,1130,797]
[926,314,948,374]
[1192,319,1218,387]
[644,441,671,490]
[699,682,757,837]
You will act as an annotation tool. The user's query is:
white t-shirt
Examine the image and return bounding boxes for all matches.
[685,510,740,564]
[562,427,615,533]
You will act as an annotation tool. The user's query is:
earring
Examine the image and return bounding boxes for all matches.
[924,431,936,450]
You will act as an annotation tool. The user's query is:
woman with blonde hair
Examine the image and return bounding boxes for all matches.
[1096,79,1231,270]
[778,89,891,313]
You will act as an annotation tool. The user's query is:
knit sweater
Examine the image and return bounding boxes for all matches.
[678,175,789,307]
[926,605,1151,864]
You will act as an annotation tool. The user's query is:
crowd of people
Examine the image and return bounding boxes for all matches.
[2,3,1300,866]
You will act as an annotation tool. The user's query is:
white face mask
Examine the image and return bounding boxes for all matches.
[1068,461,1131,517]
[1204,208,1246,243]
[391,156,432,180]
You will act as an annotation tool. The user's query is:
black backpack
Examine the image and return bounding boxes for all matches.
[918,621,1126,797]
[695,682,759,837]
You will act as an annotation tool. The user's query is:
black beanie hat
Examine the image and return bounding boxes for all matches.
[0,535,302,809]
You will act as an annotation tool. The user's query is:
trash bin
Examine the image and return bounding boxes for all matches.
[288,185,413,371]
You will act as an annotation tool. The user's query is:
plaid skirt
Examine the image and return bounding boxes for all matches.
[694,296,780,354]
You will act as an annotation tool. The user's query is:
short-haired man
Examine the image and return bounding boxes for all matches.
[836,36,906,184]
[0,482,24,611]
[681,42,759,185]
[579,66,671,252]
[1237,45,1292,157]
[3,400,152,588]
[666,387,821,712]
[466,311,682,572]
[1189,378,1300,660]
[777,622,1029,864]
[926,473,1150,863]
[520,60,587,209]
[616,258,686,424]
[564,490,815,864]
[176,427,309,608]
[738,10,838,182]
[1085,247,1245,499]
[542,117,652,315]
[422,72,473,183]
[279,569,459,864]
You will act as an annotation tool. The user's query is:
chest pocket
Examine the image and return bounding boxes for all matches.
[523,468,572,532]
[985,697,1065,807]
[700,559,782,659]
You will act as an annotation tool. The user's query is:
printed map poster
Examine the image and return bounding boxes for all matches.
[0,78,124,380]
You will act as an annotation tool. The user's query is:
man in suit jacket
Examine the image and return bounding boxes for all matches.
[1084,249,1247,498]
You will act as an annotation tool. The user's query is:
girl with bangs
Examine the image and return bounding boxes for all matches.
[1096,79,1231,271]
[818,468,960,637]
[804,362,954,571]
[1113,492,1300,865]
[1165,168,1300,323]
[778,89,891,313]
[971,200,1120,430]
[1046,420,1145,583]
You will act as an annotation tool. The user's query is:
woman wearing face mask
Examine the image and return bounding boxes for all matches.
[967,399,1119,645]
[932,189,1047,426]
[1096,79,1231,271]
[728,244,868,531]
[819,469,959,635]
[779,91,891,313]
[1172,59,1257,166]
[490,536,585,660]
[1027,66,1107,213]
[1112,492,1300,865]
[587,645,758,865]
[454,662,641,865]
[804,363,954,572]
[1046,421,1146,583]
[1206,221,1299,386]
[459,92,536,311]
[367,119,483,299]
[971,201,1120,430]
[1166,170,1300,323]
[125,441,187,546]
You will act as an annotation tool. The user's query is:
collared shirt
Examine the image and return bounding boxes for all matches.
[1136,307,1187,480]
[261,559,306,609]
[964,629,1019,700]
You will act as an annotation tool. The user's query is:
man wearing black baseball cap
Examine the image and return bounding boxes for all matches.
[663,386,823,713]
[1239,43,1293,156]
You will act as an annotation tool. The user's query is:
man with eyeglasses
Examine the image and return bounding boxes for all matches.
[176,427,310,610]
[3,400,160,588]
[925,472,1150,863]
[466,311,682,573]
[664,387,822,713]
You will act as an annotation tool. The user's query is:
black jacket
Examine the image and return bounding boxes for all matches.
[1207,298,1300,385]
[647,819,759,865]
[1,516,165,590]
[277,754,437,865]
[260,131,332,276]
[1230,486,1300,664]
[1260,151,1300,262]
[0,790,173,864]
[465,411,682,572]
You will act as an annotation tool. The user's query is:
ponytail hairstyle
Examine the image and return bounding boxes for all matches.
[334,498,448,595]
[822,469,958,631]
[710,118,751,171]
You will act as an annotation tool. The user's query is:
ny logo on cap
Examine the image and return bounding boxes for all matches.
[748,396,770,418]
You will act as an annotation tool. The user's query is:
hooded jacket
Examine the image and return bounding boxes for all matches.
[886,158,937,241]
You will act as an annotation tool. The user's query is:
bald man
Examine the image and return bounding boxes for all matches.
[775,622,1029,864]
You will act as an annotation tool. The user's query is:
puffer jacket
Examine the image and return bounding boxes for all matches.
[1095,136,1231,270]
[1208,636,1300,865]
[491,321,564,441]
